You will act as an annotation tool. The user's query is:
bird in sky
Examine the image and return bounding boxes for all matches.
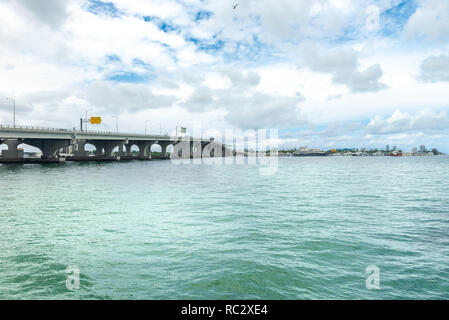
[233,3,239,10]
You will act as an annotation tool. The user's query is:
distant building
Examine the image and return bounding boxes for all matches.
[419,145,426,153]
[386,145,390,152]
[412,147,417,153]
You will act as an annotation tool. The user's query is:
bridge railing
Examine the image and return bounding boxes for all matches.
[0,124,152,135]
[0,124,201,140]
[0,124,72,132]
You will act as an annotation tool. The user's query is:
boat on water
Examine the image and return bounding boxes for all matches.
[293,152,327,157]
[389,151,403,157]
[293,147,327,157]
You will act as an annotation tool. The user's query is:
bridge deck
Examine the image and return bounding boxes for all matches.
[0,124,210,142]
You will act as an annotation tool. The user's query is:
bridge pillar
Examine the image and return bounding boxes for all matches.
[159,142,172,159]
[191,140,202,159]
[201,142,211,158]
[172,140,191,159]
[103,141,119,157]
[125,144,133,156]
[73,140,89,157]
[115,143,126,157]
[202,142,222,158]
[90,141,105,156]
[215,143,223,157]
[161,144,167,158]
[222,145,227,158]
[42,141,68,159]
[137,142,151,158]
[1,139,24,159]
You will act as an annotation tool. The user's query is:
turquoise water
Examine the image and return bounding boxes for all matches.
[0,156,448,299]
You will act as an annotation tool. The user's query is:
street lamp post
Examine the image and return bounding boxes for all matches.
[112,115,119,133]
[4,98,15,128]
[85,109,93,132]
[145,120,150,135]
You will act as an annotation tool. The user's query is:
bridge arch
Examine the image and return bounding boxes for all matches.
[150,143,161,153]
[0,140,7,150]
[18,142,41,156]
[126,143,140,156]
[21,139,71,159]
[84,143,97,155]
[0,140,72,158]
[165,144,174,156]
[158,142,174,158]
[150,143,162,152]
[150,143,161,158]
[202,142,222,158]
[0,139,23,158]
[150,142,172,159]
[89,142,105,156]
[111,143,126,157]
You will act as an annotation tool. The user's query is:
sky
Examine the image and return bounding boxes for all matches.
[0,0,449,152]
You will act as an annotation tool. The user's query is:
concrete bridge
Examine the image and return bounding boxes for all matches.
[0,124,228,163]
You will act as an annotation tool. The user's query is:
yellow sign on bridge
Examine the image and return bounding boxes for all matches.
[90,117,102,125]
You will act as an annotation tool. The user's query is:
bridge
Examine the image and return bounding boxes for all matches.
[0,124,228,163]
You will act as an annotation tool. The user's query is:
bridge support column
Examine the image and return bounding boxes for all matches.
[91,142,105,156]
[137,142,151,158]
[42,141,67,159]
[1,139,24,159]
[115,143,126,157]
[191,140,202,159]
[214,143,223,157]
[73,140,89,157]
[201,142,211,158]
[160,142,172,159]
[172,140,190,159]
[103,141,119,157]
[202,142,222,158]
[125,144,133,156]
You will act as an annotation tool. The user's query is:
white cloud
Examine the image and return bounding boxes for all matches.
[200,0,392,43]
[11,0,73,27]
[223,93,306,129]
[182,86,214,112]
[299,43,387,93]
[420,53,449,82]
[366,110,449,134]
[82,81,178,113]
[180,67,306,129]
[405,0,449,42]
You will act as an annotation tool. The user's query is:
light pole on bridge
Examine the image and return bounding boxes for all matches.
[84,109,93,132]
[4,98,15,128]
[145,120,150,135]
[112,115,119,133]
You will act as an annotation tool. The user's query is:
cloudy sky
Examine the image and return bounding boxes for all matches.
[1,0,449,151]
